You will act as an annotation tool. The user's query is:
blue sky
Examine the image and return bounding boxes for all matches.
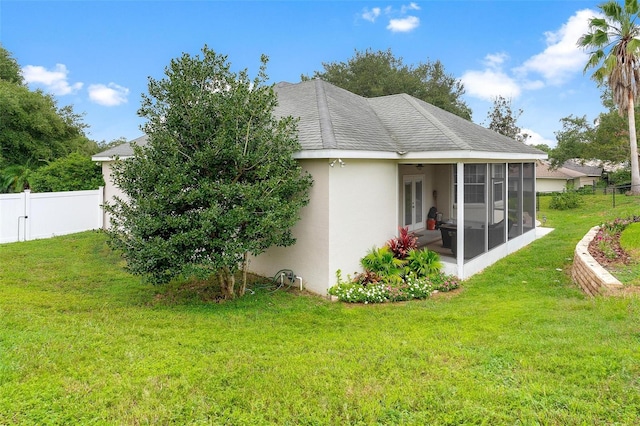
[2,0,606,147]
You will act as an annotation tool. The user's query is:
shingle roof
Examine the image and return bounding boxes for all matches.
[273,80,398,151]
[93,134,148,159]
[274,80,544,156]
[536,160,584,179]
[562,160,603,177]
[94,79,546,160]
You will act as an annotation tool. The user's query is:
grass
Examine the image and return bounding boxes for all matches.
[613,222,640,286]
[1,194,640,424]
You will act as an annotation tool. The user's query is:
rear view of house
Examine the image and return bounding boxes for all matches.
[94,80,547,295]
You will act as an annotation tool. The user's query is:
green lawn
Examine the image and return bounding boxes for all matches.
[615,222,640,286]
[1,194,639,424]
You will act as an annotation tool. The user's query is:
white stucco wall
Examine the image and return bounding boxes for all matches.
[249,159,331,295]
[101,161,127,228]
[254,159,400,295]
[327,159,399,288]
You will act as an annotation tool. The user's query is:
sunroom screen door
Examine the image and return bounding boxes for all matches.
[403,175,424,232]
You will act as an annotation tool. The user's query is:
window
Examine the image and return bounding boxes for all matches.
[492,164,504,203]
[454,164,486,204]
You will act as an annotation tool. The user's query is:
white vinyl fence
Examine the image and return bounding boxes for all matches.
[0,188,104,244]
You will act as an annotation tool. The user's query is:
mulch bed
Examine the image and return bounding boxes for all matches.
[587,229,632,268]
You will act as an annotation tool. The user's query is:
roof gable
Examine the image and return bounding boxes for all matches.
[275,80,545,157]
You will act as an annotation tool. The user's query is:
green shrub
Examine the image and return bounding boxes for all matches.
[576,185,595,195]
[360,246,406,283]
[607,168,631,186]
[29,152,104,192]
[549,191,584,210]
[406,248,442,278]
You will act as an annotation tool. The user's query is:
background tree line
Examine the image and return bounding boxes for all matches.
[550,90,636,185]
[0,44,122,193]
[5,40,637,195]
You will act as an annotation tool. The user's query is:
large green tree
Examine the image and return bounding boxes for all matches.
[550,115,595,167]
[305,49,472,120]
[0,45,100,192]
[550,90,634,167]
[579,0,640,194]
[0,81,94,167]
[105,46,313,298]
[0,44,23,85]
[590,90,636,163]
[485,95,530,143]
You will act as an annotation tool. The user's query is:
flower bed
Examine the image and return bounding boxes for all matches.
[572,216,640,296]
[329,227,460,304]
[329,271,459,303]
[588,217,639,267]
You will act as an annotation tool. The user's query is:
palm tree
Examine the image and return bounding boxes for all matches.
[0,164,32,193]
[578,0,640,194]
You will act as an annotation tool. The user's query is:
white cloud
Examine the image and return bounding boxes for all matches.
[515,9,596,86]
[461,68,521,101]
[462,9,599,103]
[88,83,129,106]
[362,3,421,32]
[461,53,521,101]
[483,52,508,69]
[401,2,420,13]
[22,64,83,95]
[521,128,556,147]
[362,7,381,22]
[387,16,420,33]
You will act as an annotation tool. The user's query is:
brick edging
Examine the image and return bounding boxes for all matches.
[571,226,624,296]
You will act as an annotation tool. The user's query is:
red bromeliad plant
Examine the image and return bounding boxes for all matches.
[386,226,418,259]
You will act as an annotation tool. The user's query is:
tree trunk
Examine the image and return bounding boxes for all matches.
[628,95,640,194]
[218,266,236,299]
[239,252,248,297]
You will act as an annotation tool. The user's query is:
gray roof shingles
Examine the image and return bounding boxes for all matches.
[94,134,148,158]
[275,80,543,155]
[94,80,545,159]
[562,160,603,177]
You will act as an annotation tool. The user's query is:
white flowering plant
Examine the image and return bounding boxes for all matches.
[329,269,459,304]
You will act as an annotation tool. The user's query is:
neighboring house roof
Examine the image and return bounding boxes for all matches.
[93,80,547,162]
[562,160,603,177]
[92,134,148,161]
[536,160,584,180]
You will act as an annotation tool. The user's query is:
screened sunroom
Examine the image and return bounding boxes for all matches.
[399,161,537,279]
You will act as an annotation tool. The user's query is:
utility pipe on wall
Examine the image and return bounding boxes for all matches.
[17,215,28,242]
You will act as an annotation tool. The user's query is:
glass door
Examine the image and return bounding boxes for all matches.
[403,175,424,232]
